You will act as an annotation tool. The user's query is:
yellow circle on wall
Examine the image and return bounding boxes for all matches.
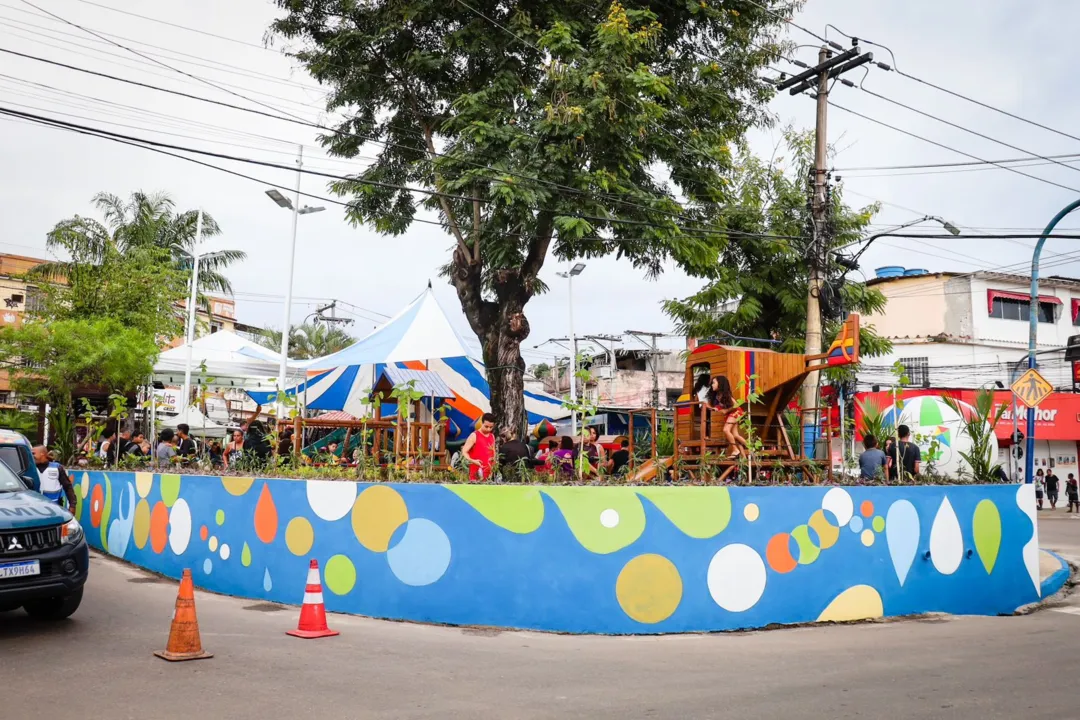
[285,517,315,556]
[860,529,875,547]
[743,503,760,522]
[616,553,683,624]
[133,499,151,550]
[351,486,408,552]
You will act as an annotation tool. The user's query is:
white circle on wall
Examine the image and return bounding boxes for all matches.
[600,509,620,528]
[220,543,231,561]
[707,543,767,612]
[822,487,854,526]
[167,498,191,555]
[306,480,358,522]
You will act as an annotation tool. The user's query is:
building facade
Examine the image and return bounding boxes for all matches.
[859,269,1080,391]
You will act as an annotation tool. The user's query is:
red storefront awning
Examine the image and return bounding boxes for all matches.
[986,289,1062,314]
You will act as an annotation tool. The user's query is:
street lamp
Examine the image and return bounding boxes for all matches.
[1024,198,1080,484]
[556,262,586,435]
[841,216,960,266]
[265,158,326,420]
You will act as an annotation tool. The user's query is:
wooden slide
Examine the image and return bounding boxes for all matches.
[626,457,673,483]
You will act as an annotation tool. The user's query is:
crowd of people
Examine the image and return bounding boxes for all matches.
[459,413,634,482]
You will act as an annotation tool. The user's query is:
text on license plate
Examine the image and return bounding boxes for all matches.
[0,560,40,579]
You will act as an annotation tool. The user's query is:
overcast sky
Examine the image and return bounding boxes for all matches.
[2,0,1079,366]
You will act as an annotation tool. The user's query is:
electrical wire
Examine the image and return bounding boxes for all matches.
[827,100,1080,195]
[857,86,1080,179]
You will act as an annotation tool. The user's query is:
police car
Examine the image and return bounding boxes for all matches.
[0,430,87,620]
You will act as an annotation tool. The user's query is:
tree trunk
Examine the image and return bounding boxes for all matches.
[482,324,528,437]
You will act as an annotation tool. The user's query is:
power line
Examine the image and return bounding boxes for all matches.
[857,85,1080,179]
[827,100,1080,195]
[836,151,1080,173]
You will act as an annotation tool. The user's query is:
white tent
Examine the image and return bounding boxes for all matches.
[154,330,303,390]
[157,405,229,438]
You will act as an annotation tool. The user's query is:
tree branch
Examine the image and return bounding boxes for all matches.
[521,210,556,288]
[472,185,482,261]
[422,123,473,265]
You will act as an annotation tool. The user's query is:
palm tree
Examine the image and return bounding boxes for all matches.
[257,322,354,360]
[33,191,246,297]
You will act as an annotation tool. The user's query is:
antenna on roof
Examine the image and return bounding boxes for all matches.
[427,279,432,289]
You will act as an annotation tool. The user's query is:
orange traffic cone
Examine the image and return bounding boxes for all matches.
[154,569,213,661]
[287,559,340,639]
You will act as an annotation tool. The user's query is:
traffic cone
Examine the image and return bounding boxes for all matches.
[154,569,213,661]
[287,559,340,639]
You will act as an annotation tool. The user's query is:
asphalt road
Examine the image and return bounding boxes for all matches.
[2,514,1080,720]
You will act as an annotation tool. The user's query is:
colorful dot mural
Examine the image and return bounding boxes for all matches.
[74,473,1043,635]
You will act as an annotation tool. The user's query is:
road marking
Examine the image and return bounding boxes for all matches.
[1050,606,1080,616]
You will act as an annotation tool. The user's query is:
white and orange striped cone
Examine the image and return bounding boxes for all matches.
[286,559,340,639]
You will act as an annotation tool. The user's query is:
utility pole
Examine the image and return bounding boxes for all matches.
[778,42,874,459]
[626,331,666,408]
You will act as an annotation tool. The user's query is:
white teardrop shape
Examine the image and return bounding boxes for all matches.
[1016,484,1041,597]
[929,497,963,575]
[885,500,920,587]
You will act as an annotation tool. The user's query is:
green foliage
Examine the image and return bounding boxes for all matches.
[46,406,75,463]
[0,319,159,406]
[663,130,891,364]
[0,409,37,442]
[942,390,1007,482]
[855,397,894,449]
[257,322,354,360]
[271,0,792,431]
[654,421,674,457]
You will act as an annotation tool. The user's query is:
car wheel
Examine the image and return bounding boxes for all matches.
[24,588,83,620]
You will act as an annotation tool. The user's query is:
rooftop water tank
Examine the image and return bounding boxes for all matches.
[903,268,928,276]
[875,266,905,279]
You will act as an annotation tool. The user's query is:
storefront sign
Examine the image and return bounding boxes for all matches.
[153,388,181,415]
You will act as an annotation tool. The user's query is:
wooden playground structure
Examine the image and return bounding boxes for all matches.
[668,314,861,482]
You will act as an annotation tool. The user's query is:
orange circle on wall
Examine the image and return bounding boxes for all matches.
[199,525,208,542]
[766,533,798,574]
[860,500,874,518]
[89,484,104,528]
[149,501,169,554]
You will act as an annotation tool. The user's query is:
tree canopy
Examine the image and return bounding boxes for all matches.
[272,0,793,430]
[257,322,355,360]
[664,129,891,362]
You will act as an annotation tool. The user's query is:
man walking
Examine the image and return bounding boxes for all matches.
[1046,468,1061,510]
[32,445,77,511]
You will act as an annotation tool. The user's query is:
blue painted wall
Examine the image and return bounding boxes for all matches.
[75,472,1041,634]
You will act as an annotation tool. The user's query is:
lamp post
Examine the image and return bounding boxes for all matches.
[843,216,961,265]
[265,147,325,420]
[1025,199,1080,484]
[556,262,586,436]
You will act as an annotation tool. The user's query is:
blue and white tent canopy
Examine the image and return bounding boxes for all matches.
[249,286,569,436]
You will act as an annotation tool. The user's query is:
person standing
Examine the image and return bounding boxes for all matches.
[1035,469,1045,510]
[1045,468,1061,510]
[1067,473,1079,513]
[32,445,76,511]
[886,425,921,480]
[176,423,197,462]
[858,434,888,483]
[224,429,244,469]
[155,428,178,469]
[461,413,496,482]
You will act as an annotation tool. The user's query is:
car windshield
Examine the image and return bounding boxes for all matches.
[0,454,25,492]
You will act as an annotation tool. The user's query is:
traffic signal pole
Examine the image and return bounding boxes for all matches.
[1026,198,1080,483]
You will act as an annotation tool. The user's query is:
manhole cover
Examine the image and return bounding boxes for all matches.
[127,576,172,584]
[243,602,289,612]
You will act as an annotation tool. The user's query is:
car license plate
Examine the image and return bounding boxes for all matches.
[0,560,40,579]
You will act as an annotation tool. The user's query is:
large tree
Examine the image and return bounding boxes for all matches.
[664,130,891,363]
[272,0,792,431]
[33,191,246,316]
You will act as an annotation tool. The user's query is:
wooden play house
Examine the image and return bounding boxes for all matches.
[672,314,861,478]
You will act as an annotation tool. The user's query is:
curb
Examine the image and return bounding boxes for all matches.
[1040,550,1072,599]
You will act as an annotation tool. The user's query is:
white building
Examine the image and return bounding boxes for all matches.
[858,269,1080,392]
